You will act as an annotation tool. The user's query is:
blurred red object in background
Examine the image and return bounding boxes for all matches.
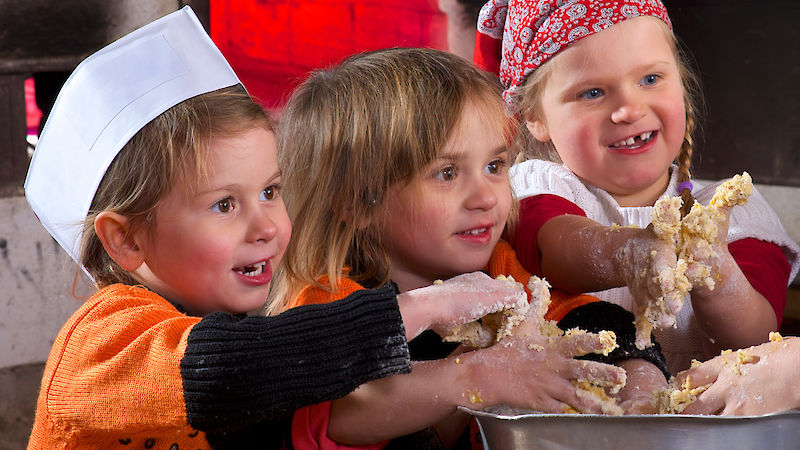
[209,0,446,110]
[25,78,43,135]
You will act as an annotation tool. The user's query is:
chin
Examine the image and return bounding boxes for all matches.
[454,260,492,276]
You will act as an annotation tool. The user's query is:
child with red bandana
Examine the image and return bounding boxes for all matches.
[474,0,799,374]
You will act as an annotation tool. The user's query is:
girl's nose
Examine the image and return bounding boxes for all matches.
[248,207,279,243]
[465,177,498,211]
[611,92,647,124]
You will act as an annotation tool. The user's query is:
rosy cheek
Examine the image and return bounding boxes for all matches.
[192,239,230,269]
[432,206,452,227]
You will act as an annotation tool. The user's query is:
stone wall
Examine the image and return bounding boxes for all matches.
[0,195,88,369]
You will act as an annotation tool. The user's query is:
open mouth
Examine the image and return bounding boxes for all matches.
[234,261,266,277]
[457,227,488,236]
[609,131,655,149]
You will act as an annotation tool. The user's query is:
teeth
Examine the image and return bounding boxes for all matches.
[461,228,487,235]
[238,262,265,277]
[611,131,653,148]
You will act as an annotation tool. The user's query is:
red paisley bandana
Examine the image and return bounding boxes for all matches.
[474,0,672,109]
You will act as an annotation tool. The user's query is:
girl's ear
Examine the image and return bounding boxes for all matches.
[526,119,550,142]
[94,212,145,272]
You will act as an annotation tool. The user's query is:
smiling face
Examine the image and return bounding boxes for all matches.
[132,126,291,315]
[375,102,512,292]
[526,17,686,207]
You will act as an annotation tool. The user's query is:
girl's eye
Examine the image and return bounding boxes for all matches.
[485,158,508,175]
[261,184,280,201]
[580,88,603,100]
[641,74,659,86]
[212,198,234,213]
[434,166,456,181]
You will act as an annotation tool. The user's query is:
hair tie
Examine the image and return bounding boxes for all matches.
[677,181,693,194]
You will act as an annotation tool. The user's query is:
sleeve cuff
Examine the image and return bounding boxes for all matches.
[557,301,671,379]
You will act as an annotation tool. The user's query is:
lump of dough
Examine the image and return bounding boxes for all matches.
[636,172,753,349]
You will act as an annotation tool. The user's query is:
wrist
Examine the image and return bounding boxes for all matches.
[396,290,433,340]
[450,350,503,409]
[414,355,486,411]
[609,227,642,285]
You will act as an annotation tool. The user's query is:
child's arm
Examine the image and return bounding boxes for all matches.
[534,197,786,355]
[187,273,525,433]
[325,308,627,445]
[183,286,411,432]
[537,214,678,301]
[684,204,778,354]
[676,337,800,415]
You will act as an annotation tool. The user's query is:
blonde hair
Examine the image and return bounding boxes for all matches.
[80,85,272,288]
[269,48,512,314]
[515,19,703,214]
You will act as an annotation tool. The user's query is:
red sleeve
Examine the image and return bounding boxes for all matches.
[729,238,792,325]
[515,194,587,276]
[292,401,386,449]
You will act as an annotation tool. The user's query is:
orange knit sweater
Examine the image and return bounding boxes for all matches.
[28,284,207,449]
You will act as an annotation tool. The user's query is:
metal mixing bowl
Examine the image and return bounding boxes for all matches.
[460,407,800,450]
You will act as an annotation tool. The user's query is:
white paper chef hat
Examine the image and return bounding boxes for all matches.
[24,6,242,267]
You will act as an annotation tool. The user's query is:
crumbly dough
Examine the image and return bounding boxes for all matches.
[709,172,753,208]
[562,328,618,357]
[633,257,690,350]
[638,172,753,349]
[654,376,711,414]
[441,275,530,347]
[769,331,784,342]
[651,196,683,245]
[573,381,624,416]
[442,321,494,348]
[445,274,625,414]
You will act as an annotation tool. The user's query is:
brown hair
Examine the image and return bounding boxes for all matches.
[269,47,512,313]
[79,85,272,288]
[515,18,703,214]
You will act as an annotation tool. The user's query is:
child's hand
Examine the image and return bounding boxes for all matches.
[676,337,800,416]
[679,173,775,352]
[398,272,527,340]
[614,225,687,348]
[614,359,667,415]
[678,200,731,292]
[328,282,625,444]
[462,305,627,415]
[621,227,685,322]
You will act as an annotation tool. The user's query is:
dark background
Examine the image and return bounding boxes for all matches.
[667,0,800,187]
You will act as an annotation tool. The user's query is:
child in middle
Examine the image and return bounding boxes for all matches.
[274,47,670,448]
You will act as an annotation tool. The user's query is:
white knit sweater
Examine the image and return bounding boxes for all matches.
[511,160,800,373]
